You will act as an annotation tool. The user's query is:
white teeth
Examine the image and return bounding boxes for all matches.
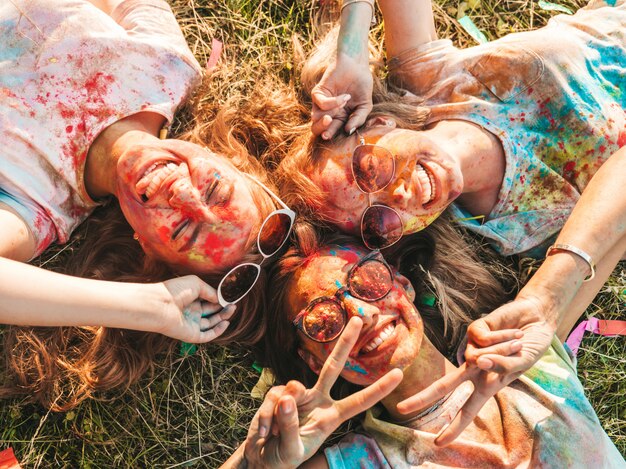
[138,162,178,200]
[362,324,395,353]
[416,163,436,205]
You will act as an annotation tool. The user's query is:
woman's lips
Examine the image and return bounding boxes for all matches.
[416,162,437,205]
[354,319,403,357]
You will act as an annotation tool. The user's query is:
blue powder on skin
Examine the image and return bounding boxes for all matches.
[344,361,367,375]
[357,307,365,316]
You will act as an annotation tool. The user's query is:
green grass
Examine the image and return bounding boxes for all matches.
[1,0,624,466]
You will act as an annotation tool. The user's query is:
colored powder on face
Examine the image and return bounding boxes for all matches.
[335,280,343,289]
[344,360,367,375]
[357,307,365,316]
[330,250,337,256]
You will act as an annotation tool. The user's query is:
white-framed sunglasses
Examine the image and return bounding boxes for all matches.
[216,173,295,306]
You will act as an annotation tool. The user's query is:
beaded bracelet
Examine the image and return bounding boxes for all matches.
[340,0,376,26]
[546,243,596,282]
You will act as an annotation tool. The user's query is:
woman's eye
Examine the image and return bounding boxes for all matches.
[172,219,191,241]
[205,178,219,204]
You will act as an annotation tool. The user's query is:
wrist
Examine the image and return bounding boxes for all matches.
[519,256,583,329]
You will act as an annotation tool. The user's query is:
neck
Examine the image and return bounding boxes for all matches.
[423,120,505,216]
[381,335,457,421]
[85,112,166,199]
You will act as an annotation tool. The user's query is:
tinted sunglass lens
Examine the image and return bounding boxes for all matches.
[352,145,394,193]
[349,260,393,301]
[258,212,292,256]
[362,205,403,250]
[219,264,260,304]
[304,301,345,342]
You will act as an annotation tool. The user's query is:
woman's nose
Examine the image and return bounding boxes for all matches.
[168,179,207,218]
[388,180,411,208]
[342,294,380,327]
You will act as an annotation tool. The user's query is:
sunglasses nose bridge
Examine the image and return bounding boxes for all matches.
[341,293,379,326]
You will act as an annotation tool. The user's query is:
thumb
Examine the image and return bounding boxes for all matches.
[276,396,303,460]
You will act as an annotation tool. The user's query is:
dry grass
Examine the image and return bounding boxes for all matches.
[1,0,624,466]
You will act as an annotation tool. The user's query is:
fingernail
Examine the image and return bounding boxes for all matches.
[259,425,268,438]
[348,127,356,135]
[477,357,493,370]
[322,132,330,140]
[341,94,351,102]
[280,399,294,414]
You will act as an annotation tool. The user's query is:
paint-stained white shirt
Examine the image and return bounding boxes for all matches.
[0,0,202,257]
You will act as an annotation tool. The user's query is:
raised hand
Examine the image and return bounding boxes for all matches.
[311,54,373,140]
[243,317,403,468]
[156,275,235,343]
[397,297,555,446]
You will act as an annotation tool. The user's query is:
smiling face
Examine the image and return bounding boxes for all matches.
[308,122,464,235]
[115,139,262,273]
[286,245,424,385]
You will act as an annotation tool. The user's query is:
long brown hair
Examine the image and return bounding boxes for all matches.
[0,64,287,411]
[261,217,516,397]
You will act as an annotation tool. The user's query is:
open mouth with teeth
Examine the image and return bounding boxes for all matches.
[416,163,436,205]
[136,161,179,202]
[359,321,397,354]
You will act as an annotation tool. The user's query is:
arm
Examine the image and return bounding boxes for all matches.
[0,207,234,343]
[311,0,437,139]
[378,0,437,59]
[397,147,626,445]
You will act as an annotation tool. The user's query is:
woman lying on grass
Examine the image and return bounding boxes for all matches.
[0,0,293,410]
[225,227,623,467]
[277,0,626,441]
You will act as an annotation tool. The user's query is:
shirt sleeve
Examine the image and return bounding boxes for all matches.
[324,432,392,469]
[110,0,202,73]
[0,189,57,259]
[387,39,458,95]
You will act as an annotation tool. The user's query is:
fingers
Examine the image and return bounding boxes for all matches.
[255,386,285,439]
[311,114,333,137]
[272,380,307,436]
[322,117,347,141]
[275,395,303,458]
[434,386,490,447]
[474,353,531,374]
[199,304,235,331]
[465,339,523,365]
[188,275,219,303]
[344,104,372,136]
[467,319,523,348]
[336,368,403,421]
[314,317,363,395]
[397,364,477,414]
[311,88,350,112]
[196,320,229,343]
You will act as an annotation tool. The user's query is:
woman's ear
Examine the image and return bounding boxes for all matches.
[395,272,416,302]
[297,348,324,375]
[365,116,397,129]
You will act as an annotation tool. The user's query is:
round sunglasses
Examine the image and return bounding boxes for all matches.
[352,130,404,250]
[217,174,295,306]
[292,250,393,343]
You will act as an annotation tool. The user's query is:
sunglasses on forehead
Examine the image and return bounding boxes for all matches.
[292,250,393,343]
[352,130,404,250]
[217,174,295,307]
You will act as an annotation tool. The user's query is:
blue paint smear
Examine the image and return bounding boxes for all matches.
[344,361,367,374]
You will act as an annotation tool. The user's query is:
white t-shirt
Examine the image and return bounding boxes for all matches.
[389,0,626,256]
[0,0,202,257]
